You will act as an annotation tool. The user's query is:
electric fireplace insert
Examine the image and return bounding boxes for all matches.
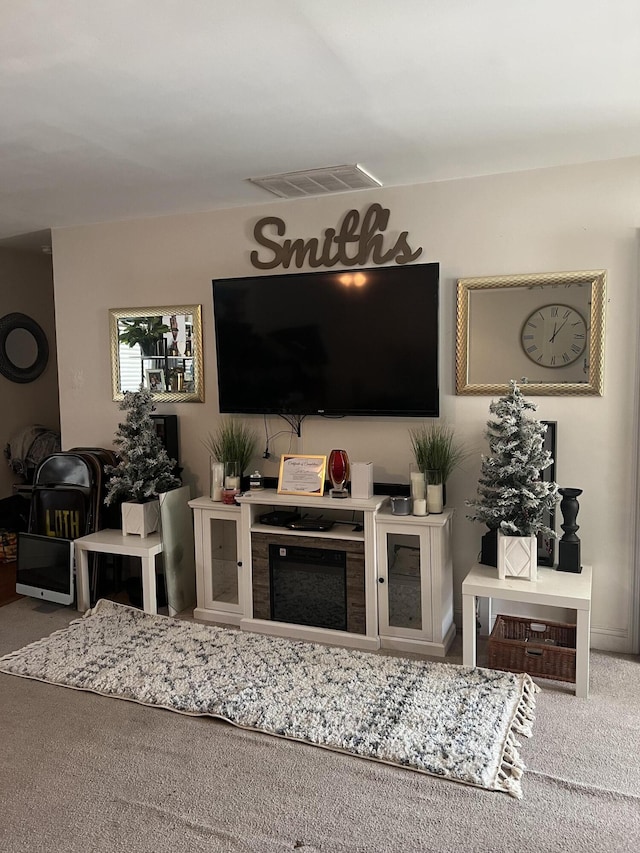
[251,532,366,635]
[269,543,347,631]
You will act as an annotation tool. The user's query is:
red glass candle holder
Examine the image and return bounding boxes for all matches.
[328,449,350,498]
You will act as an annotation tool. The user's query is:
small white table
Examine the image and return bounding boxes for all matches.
[75,529,164,614]
[462,563,593,698]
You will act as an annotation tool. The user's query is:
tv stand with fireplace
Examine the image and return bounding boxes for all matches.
[189,491,455,656]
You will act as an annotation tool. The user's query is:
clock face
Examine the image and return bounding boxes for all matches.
[521,304,588,368]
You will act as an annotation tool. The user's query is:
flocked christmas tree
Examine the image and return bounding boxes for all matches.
[466,381,558,537]
[105,388,181,505]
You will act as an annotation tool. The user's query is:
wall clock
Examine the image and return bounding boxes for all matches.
[520,304,587,367]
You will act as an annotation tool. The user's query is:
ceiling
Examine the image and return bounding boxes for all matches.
[2,0,640,251]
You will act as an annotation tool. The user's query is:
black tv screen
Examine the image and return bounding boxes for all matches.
[212,262,439,417]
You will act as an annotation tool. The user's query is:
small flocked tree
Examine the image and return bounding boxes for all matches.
[466,381,558,537]
[105,388,181,505]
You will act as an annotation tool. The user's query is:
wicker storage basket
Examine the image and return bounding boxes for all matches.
[488,614,577,683]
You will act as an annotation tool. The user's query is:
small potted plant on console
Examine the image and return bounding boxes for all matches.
[203,418,257,502]
[105,387,181,536]
[409,422,468,513]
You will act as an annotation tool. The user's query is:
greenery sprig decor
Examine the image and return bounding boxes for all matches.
[105,388,181,505]
[118,316,170,356]
[203,418,257,476]
[409,422,469,484]
[466,381,558,537]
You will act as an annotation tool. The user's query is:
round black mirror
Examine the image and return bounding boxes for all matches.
[0,312,49,383]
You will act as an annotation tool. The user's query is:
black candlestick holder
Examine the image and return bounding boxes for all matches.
[557,487,582,573]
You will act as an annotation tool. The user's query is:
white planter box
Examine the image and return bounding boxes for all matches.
[122,499,160,537]
[497,531,537,581]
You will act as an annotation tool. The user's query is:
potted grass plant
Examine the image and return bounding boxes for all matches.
[409,422,468,512]
[203,418,258,499]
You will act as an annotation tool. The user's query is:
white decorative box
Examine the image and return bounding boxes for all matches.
[350,462,374,499]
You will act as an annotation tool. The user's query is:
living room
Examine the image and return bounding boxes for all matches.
[46,157,640,655]
[1,2,640,850]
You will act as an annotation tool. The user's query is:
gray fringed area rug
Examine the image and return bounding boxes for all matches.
[0,599,538,798]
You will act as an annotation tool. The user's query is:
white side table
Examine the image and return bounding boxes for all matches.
[75,529,164,614]
[462,563,593,698]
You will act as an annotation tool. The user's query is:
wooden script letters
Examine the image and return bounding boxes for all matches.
[250,203,423,270]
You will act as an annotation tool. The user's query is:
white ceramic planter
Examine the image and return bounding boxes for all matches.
[497,531,537,581]
[122,499,160,537]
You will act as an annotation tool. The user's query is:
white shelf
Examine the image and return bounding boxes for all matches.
[238,489,385,513]
[189,496,240,513]
[250,522,364,543]
[376,507,454,528]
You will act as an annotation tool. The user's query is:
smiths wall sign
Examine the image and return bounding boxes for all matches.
[250,203,423,270]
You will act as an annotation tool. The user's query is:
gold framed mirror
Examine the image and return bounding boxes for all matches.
[110,305,204,402]
[455,270,606,396]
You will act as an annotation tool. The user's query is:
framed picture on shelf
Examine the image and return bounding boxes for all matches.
[145,368,165,393]
[538,421,557,567]
[277,454,327,497]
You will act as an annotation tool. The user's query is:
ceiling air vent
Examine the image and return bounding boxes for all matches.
[248,164,382,199]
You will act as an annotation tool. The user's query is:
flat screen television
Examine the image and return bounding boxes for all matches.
[16,533,74,606]
[212,262,439,417]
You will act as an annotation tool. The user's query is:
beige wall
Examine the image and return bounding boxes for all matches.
[51,156,640,652]
[0,249,60,497]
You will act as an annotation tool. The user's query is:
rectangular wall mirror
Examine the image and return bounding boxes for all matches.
[110,305,204,402]
[455,270,606,396]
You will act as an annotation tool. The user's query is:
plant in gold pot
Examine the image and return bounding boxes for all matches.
[105,388,181,536]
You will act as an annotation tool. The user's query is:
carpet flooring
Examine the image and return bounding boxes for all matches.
[1,597,639,852]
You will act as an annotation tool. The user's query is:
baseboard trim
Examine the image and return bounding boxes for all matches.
[589,625,631,654]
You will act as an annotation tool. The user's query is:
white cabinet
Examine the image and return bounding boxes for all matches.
[189,492,455,657]
[376,509,455,656]
[189,497,244,625]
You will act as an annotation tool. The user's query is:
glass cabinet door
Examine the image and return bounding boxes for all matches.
[202,512,243,614]
[377,524,432,641]
[386,532,422,631]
